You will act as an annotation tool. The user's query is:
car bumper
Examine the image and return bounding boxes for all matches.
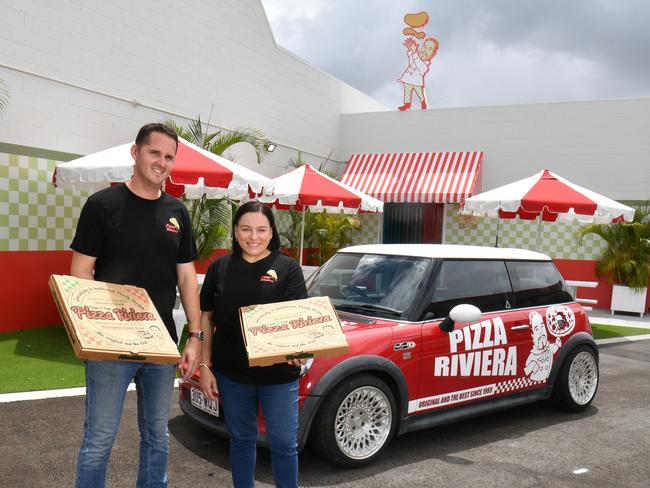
[179,379,320,449]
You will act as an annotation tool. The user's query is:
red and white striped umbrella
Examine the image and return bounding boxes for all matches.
[259,164,383,213]
[461,169,634,224]
[257,164,383,263]
[52,138,272,200]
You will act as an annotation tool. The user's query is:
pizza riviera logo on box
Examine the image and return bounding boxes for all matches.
[244,300,339,349]
[70,306,156,322]
[49,275,181,362]
[239,297,349,366]
[247,313,332,337]
[64,281,165,347]
[51,276,172,348]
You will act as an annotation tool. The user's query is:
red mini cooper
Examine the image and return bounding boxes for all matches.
[179,244,599,467]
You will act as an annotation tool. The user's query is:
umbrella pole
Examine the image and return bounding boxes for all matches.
[299,208,306,265]
[536,217,542,252]
[495,217,500,247]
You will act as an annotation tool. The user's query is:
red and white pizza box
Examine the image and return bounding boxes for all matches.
[239,296,349,367]
[49,274,180,364]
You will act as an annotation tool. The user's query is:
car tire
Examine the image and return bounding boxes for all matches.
[552,345,599,412]
[309,374,397,467]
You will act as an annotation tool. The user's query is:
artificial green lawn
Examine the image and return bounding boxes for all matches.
[0,326,85,393]
[0,323,647,394]
[590,323,650,340]
[0,325,188,394]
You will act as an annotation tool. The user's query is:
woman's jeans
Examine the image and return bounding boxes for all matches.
[75,360,176,488]
[216,373,299,488]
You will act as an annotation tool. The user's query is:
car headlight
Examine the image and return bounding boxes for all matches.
[299,358,314,377]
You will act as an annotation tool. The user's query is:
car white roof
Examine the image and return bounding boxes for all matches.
[337,244,551,261]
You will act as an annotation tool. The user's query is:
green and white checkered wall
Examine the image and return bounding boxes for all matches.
[0,152,89,251]
[270,205,608,261]
[443,204,606,260]
[0,151,606,261]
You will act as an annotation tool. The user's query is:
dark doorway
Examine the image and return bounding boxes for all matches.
[382,203,443,244]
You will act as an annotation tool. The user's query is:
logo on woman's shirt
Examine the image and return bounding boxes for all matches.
[260,269,277,283]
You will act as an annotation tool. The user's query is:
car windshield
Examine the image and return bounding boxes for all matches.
[307,252,430,320]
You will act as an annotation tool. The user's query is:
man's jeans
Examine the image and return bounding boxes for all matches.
[216,373,299,488]
[76,360,176,488]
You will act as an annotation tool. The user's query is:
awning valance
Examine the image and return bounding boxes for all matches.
[340,151,483,203]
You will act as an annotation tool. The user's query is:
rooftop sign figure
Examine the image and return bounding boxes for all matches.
[398,11,439,111]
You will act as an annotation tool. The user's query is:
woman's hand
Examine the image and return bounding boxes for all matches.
[198,366,218,401]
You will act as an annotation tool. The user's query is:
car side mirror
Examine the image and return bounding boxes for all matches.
[439,304,482,333]
[439,316,455,332]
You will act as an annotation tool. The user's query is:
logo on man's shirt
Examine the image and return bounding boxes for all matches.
[165,217,180,234]
[260,269,277,283]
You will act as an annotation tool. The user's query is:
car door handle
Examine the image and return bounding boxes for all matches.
[510,324,530,330]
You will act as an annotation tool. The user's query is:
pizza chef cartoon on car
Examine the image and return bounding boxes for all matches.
[179,244,600,467]
[524,306,574,381]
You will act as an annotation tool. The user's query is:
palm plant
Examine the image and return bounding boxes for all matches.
[164,117,269,260]
[278,209,312,252]
[577,202,650,291]
[311,212,361,264]
[0,79,9,114]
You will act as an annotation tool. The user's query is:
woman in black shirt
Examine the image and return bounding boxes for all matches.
[198,201,307,488]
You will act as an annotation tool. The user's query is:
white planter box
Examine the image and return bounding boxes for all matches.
[611,285,648,316]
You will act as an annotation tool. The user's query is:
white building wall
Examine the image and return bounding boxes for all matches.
[339,98,650,200]
[0,0,385,176]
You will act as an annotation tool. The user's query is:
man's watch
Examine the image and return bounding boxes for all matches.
[187,331,204,342]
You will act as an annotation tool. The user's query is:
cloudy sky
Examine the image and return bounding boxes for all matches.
[261,0,650,109]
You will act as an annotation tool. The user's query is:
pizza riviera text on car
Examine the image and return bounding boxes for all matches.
[179,244,599,467]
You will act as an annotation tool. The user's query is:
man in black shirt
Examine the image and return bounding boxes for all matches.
[70,123,201,488]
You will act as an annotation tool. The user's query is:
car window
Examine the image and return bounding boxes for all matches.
[424,260,512,319]
[307,253,430,320]
[506,261,573,307]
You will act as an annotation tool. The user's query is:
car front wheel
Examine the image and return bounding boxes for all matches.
[309,374,397,467]
[552,345,599,412]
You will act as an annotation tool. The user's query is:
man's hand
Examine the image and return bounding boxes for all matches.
[179,338,201,381]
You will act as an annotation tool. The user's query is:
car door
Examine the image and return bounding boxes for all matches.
[412,259,532,415]
[505,260,577,388]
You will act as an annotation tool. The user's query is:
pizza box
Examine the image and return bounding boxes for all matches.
[239,296,349,367]
[49,274,181,364]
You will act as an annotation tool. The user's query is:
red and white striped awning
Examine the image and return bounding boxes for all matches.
[340,151,483,203]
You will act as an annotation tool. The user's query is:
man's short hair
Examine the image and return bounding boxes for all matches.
[135,123,179,151]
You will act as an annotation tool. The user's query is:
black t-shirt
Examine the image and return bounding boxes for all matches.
[70,184,197,342]
[200,251,308,384]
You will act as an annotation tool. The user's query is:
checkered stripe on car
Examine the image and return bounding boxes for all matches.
[494,377,545,394]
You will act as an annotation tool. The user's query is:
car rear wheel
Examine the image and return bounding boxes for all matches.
[309,374,397,467]
[552,345,598,411]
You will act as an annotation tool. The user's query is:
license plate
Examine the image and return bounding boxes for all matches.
[190,386,219,417]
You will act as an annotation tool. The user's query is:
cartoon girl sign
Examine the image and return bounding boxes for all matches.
[398,11,439,110]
